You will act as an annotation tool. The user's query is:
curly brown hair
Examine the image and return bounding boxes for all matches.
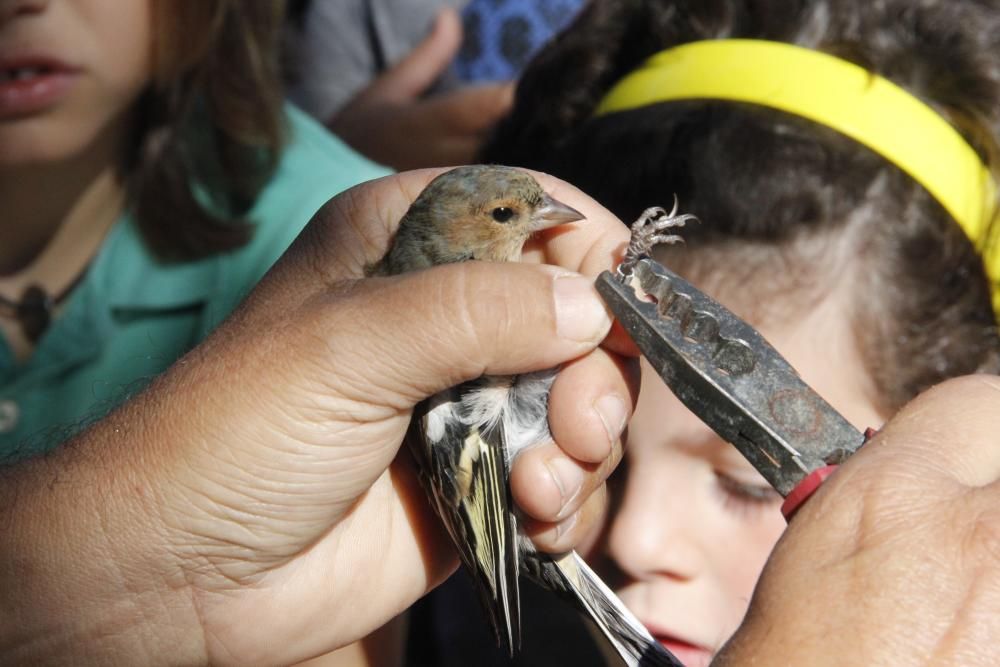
[481,0,1000,412]
[127,0,287,260]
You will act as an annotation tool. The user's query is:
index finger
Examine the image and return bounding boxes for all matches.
[522,171,637,355]
[295,169,448,282]
[521,170,631,278]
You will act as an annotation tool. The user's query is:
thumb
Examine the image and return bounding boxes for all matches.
[158,259,611,563]
[189,259,611,539]
[367,8,464,103]
[318,261,613,411]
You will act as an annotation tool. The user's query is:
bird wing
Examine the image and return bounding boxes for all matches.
[412,381,523,655]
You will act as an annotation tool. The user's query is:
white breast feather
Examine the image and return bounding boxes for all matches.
[462,376,514,435]
[425,394,459,443]
[462,371,556,465]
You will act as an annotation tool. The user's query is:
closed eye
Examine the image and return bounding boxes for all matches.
[715,470,781,518]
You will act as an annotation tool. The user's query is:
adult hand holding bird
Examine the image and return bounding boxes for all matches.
[2,167,637,666]
[172,167,638,663]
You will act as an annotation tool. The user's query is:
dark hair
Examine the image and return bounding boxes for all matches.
[128,0,287,260]
[481,0,1000,412]
[285,0,313,27]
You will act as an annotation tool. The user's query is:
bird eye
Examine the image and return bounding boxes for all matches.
[491,207,515,223]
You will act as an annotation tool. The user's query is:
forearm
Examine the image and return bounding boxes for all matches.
[0,390,205,664]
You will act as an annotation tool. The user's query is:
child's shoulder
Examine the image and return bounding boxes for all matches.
[250,104,391,245]
[236,103,391,264]
[279,104,390,182]
[205,105,392,323]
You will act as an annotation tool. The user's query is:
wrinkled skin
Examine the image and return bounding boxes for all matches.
[0,169,637,666]
[717,375,1000,666]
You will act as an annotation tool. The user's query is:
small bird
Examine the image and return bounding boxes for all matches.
[369,166,682,667]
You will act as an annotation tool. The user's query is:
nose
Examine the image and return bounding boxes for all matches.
[606,462,705,583]
[0,0,48,23]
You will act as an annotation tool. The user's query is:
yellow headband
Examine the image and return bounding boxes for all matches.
[596,39,1000,312]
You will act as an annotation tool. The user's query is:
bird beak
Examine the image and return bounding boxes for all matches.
[533,194,585,231]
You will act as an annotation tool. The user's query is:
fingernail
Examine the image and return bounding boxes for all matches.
[553,274,612,343]
[546,456,584,519]
[594,394,627,446]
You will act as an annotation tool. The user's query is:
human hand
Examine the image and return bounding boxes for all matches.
[714,375,1000,666]
[1,169,634,665]
[328,9,514,171]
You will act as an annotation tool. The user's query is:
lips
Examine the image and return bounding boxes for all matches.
[656,634,713,667]
[639,620,714,667]
[0,56,80,119]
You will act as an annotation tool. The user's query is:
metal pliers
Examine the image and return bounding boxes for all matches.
[595,255,872,519]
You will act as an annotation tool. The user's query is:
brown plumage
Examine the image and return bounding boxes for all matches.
[367,165,582,276]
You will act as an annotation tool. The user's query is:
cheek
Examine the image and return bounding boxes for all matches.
[718,511,786,598]
[92,1,153,97]
[75,0,153,109]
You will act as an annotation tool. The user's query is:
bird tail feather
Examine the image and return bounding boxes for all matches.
[525,551,684,667]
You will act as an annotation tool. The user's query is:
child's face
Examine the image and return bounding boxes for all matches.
[0,0,152,165]
[605,294,887,667]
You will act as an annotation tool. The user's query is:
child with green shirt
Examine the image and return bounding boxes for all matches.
[0,0,388,459]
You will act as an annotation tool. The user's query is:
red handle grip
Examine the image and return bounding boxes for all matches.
[780,465,839,520]
[780,427,879,521]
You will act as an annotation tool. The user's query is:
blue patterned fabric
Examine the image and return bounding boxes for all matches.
[454,0,585,81]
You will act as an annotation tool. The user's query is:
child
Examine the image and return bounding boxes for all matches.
[480,0,1000,663]
[0,0,388,461]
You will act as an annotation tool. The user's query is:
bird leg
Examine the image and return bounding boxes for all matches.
[616,199,696,281]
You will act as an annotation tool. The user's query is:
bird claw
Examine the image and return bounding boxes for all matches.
[616,198,696,281]
[649,233,685,246]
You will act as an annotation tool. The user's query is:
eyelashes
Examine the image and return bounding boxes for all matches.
[714,471,781,518]
[610,449,781,521]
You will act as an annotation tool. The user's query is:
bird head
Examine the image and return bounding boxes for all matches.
[406,165,585,264]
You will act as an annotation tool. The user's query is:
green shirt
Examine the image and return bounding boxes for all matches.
[0,106,390,461]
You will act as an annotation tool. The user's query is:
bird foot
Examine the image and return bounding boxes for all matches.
[617,198,697,281]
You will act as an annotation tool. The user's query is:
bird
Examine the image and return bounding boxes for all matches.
[368,165,683,667]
